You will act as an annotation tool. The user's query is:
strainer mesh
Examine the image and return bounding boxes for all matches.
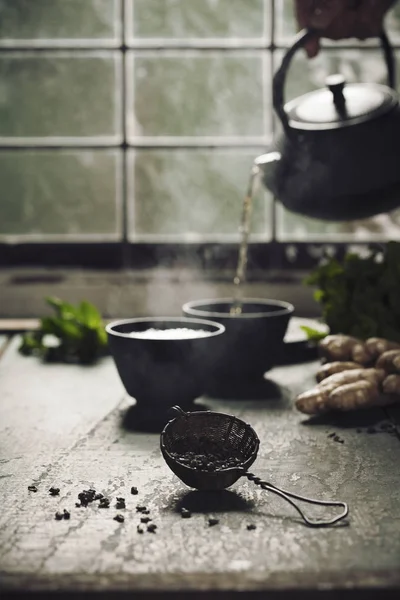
[163,412,257,459]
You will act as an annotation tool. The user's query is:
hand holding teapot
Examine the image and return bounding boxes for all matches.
[256,5,400,222]
[295,0,396,57]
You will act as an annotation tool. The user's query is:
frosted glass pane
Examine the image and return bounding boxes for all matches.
[0,53,121,141]
[275,0,297,44]
[129,149,271,237]
[275,49,400,240]
[0,0,119,44]
[130,52,267,138]
[276,207,400,241]
[129,0,267,40]
[386,2,400,43]
[0,151,121,237]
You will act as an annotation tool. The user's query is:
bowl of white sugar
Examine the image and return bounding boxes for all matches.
[106,317,225,418]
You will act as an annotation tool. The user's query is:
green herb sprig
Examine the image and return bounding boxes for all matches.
[303,241,400,343]
[19,297,108,364]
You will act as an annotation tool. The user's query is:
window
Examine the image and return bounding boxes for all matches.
[0,0,400,270]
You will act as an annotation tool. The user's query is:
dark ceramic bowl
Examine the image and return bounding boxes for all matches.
[106,317,226,416]
[182,298,294,395]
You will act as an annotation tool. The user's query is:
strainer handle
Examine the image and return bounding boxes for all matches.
[169,406,188,417]
[245,473,348,528]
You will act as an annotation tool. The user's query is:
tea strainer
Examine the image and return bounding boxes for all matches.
[160,406,348,528]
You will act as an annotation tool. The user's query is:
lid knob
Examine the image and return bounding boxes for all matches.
[326,74,347,118]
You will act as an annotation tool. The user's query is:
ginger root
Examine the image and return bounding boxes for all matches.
[376,349,400,373]
[365,337,400,361]
[328,380,379,411]
[319,367,385,389]
[295,334,400,415]
[317,334,400,366]
[318,335,360,362]
[295,368,386,415]
[295,385,334,415]
[382,374,400,395]
[316,361,360,383]
[350,342,374,366]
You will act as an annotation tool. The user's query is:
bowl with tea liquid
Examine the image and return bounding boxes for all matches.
[182,298,294,397]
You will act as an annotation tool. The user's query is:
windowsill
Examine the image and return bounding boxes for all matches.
[0,266,320,320]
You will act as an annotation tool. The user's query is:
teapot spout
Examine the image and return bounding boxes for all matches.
[254,151,281,194]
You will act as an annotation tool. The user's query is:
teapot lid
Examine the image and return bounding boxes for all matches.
[285,74,397,131]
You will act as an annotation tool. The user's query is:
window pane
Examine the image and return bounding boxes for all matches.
[274,0,297,45]
[0,53,121,142]
[129,0,267,42]
[0,150,121,238]
[386,2,400,44]
[274,48,400,240]
[129,52,268,140]
[0,0,120,46]
[129,149,271,238]
[276,208,400,241]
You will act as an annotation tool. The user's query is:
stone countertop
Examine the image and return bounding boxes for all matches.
[0,335,399,599]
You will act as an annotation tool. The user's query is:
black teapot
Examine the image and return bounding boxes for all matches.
[256,29,400,221]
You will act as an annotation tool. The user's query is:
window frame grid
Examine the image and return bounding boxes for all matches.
[0,0,397,268]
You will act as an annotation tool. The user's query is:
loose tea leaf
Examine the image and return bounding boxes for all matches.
[114,514,125,523]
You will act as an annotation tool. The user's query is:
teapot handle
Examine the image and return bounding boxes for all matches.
[273,28,396,133]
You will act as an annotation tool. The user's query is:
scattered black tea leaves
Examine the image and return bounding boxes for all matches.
[170,446,242,472]
[333,435,344,444]
[379,422,396,434]
[116,500,126,510]
[63,509,70,520]
[55,512,64,521]
[49,487,60,496]
[247,523,256,531]
[141,516,152,524]
[147,523,157,533]
[78,489,96,507]
[99,498,110,508]
[28,485,37,492]
[208,518,219,527]
[94,493,103,500]
[114,514,124,523]
[137,525,144,534]
[181,508,191,519]
[136,505,147,513]
[130,487,138,495]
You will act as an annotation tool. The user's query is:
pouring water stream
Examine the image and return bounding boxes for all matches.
[230,164,260,315]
